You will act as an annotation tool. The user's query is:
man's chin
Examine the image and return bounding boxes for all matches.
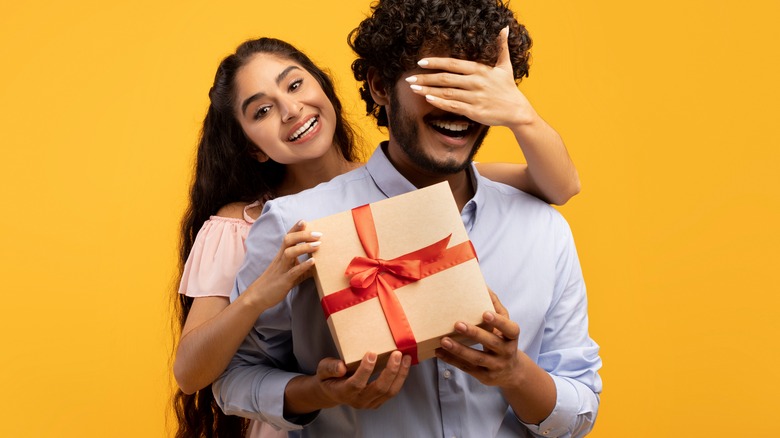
[425,130,487,174]
[399,144,470,174]
[426,156,472,174]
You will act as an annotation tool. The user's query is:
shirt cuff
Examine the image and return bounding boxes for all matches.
[520,375,579,437]
[259,370,319,430]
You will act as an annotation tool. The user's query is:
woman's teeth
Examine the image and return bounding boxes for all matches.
[289,117,318,141]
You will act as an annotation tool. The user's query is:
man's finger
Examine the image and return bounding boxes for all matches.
[316,357,347,380]
[453,320,507,355]
[386,354,412,396]
[439,335,498,369]
[345,352,379,390]
[435,348,475,372]
[436,348,495,385]
[483,310,520,341]
[366,352,410,409]
[488,288,508,317]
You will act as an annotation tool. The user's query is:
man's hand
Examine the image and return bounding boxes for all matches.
[435,289,557,425]
[405,26,538,129]
[435,289,524,389]
[285,351,412,415]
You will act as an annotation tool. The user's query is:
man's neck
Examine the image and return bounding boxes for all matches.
[383,143,475,212]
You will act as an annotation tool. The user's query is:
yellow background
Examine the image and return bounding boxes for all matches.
[1,1,778,436]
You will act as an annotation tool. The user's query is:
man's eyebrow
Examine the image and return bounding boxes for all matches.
[240,65,302,117]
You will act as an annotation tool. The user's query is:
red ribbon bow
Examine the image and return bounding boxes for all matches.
[320,203,477,364]
[346,257,422,290]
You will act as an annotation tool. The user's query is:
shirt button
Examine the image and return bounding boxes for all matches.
[442,369,452,379]
[542,431,549,435]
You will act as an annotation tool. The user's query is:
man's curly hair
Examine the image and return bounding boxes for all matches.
[349,0,532,127]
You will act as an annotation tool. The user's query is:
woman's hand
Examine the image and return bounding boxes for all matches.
[406,27,537,129]
[244,220,321,310]
[409,27,581,205]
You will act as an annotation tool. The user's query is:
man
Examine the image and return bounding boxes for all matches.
[214,1,602,436]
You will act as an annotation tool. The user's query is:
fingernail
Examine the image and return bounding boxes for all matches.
[455,322,467,332]
[405,76,417,83]
[425,95,436,102]
[308,257,315,264]
[367,352,377,363]
[417,59,429,66]
[309,241,321,247]
[410,84,422,91]
[296,220,305,227]
[310,231,323,238]
[402,355,412,366]
[394,354,402,365]
[483,311,495,322]
[441,338,453,349]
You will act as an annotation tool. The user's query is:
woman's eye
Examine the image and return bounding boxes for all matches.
[289,78,303,92]
[254,106,271,120]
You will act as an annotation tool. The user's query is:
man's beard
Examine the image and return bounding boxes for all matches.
[388,90,488,174]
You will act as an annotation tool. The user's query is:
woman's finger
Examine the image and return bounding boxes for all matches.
[494,26,513,74]
[286,219,306,233]
[406,71,477,91]
[287,257,315,284]
[416,56,485,75]
[282,228,323,248]
[408,82,476,105]
[283,241,321,261]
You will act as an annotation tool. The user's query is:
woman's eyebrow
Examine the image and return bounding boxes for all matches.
[240,66,302,116]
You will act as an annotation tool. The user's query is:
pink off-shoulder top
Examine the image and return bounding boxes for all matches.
[178,201,260,298]
[177,200,285,438]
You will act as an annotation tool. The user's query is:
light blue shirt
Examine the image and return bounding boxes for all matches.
[214,145,602,437]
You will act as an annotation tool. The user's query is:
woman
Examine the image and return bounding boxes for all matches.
[173,36,579,438]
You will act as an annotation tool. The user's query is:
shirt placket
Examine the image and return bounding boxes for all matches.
[437,359,463,438]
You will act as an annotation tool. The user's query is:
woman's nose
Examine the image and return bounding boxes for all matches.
[280,98,303,123]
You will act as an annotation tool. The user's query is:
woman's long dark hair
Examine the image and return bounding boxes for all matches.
[172,37,358,438]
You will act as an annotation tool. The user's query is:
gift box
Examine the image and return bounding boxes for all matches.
[308,182,494,370]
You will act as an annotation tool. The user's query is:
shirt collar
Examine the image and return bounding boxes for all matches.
[466,162,484,209]
[460,162,483,231]
[365,142,418,198]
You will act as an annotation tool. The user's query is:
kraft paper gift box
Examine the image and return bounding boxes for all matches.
[308,182,494,370]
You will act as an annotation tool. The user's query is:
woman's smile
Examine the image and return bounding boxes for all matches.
[287,115,320,143]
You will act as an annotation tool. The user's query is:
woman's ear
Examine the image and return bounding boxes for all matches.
[367,67,389,106]
[251,147,269,163]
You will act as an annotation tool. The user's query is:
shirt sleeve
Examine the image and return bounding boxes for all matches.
[212,201,316,431]
[178,217,251,298]
[522,213,602,438]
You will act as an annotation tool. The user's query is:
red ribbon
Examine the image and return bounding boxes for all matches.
[320,204,478,364]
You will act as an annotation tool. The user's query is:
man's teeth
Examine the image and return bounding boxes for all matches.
[289,117,318,141]
[430,120,471,132]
